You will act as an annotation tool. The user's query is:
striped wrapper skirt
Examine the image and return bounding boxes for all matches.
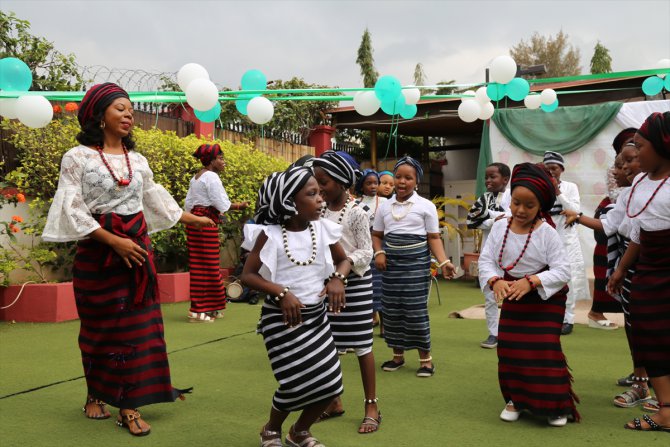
[328,271,374,351]
[187,205,226,313]
[73,212,188,409]
[498,272,579,421]
[630,228,670,377]
[259,299,343,412]
[615,237,640,366]
[370,262,383,313]
[381,233,432,352]
[592,199,622,313]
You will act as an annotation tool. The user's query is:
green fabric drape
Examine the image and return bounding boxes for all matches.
[476,102,623,195]
[476,120,492,197]
[491,102,622,155]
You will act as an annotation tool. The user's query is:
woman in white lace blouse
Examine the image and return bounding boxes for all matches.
[42,83,214,437]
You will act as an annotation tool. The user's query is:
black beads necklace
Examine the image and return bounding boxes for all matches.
[97,144,132,187]
[321,194,351,224]
[625,173,669,218]
[497,217,537,272]
[281,222,317,266]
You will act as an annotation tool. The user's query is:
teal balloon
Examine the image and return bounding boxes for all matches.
[665,75,670,91]
[374,75,402,103]
[195,102,221,123]
[400,103,417,119]
[540,99,559,112]
[486,82,507,101]
[241,69,267,91]
[0,57,33,91]
[235,93,256,115]
[381,93,405,115]
[506,77,530,101]
[642,76,664,96]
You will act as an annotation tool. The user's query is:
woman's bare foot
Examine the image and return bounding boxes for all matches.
[588,311,606,321]
[82,395,111,419]
[358,400,381,433]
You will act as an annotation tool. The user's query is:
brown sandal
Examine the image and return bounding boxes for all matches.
[82,396,110,420]
[117,409,151,436]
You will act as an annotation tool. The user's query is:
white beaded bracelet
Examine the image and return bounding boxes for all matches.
[437,259,452,268]
[373,250,386,258]
[272,286,290,304]
[325,271,348,286]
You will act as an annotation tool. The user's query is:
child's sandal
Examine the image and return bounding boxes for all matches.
[285,425,325,447]
[117,409,151,436]
[259,425,282,447]
[82,396,110,419]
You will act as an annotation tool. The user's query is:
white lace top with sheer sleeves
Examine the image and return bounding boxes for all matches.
[322,203,373,277]
[42,145,183,242]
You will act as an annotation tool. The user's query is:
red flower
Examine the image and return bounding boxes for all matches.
[9,224,20,233]
[16,193,25,203]
[53,105,63,114]
[65,102,79,112]
[11,215,23,223]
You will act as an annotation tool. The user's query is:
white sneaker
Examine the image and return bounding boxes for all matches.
[548,415,568,427]
[500,401,520,422]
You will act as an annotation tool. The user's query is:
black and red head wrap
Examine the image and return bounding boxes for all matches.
[637,111,670,160]
[612,127,638,154]
[77,82,130,127]
[511,162,557,226]
[193,143,222,166]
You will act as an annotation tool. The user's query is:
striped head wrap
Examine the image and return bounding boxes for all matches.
[637,111,670,160]
[254,166,313,225]
[311,150,360,188]
[394,156,423,181]
[543,151,565,169]
[511,162,557,225]
[612,127,638,154]
[193,143,222,166]
[78,82,130,127]
[355,169,379,195]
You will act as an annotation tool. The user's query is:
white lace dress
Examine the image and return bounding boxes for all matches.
[42,145,183,242]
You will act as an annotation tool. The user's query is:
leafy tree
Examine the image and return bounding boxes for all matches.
[590,41,613,74]
[435,80,457,95]
[510,30,581,78]
[356,28,379,88]
[0,11,86,91]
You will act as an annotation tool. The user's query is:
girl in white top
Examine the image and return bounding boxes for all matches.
[183,143,249,322]
[240,166,352,447]
[372,156,455,378]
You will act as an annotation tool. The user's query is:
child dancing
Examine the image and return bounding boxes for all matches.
[478,163,578,427]
[241,166,352,447]
[372,156,455,378]
[466,162,510,349]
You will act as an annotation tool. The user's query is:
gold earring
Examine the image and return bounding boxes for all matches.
[100,121,106,129]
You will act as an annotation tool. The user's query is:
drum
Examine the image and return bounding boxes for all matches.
[226,279,243,300]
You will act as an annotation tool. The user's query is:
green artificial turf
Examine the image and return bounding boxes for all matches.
[0,279,666,446]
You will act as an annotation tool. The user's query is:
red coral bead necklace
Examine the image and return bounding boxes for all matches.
[97,144,133,188]
[498,217,537,272]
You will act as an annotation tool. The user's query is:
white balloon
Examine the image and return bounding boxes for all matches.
[16,95,53,128]
[656,58,670,79]
[401,87,421,105]
[177,63,210,91]
[524,94,542,110]
[0,98,18,119]
[247,96,274,124]
[478,102,495,120]
[353,91,381,116]
[490,55,517,84]
[457,100,481,123]
[475,86,490,104]
[186,78,219,111]
[540,88,557,105]
[461,90,476,102]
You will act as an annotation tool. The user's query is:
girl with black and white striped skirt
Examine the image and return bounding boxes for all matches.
[371,156,455,378]
[312,151,380,434]
[241,166,352,447]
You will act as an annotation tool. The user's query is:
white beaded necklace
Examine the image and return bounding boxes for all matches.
[281,222,317,266]
[321,194,351,224]
[391,199,413,221]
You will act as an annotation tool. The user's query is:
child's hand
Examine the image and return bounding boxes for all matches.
[280,292,305,327]
[441,262,456,279]
[375,254,386,271]
[492,280,511,302]
[561,209,578,227]
[321,278,346,313]
[506,278,532,301]
[607,269,625,296]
